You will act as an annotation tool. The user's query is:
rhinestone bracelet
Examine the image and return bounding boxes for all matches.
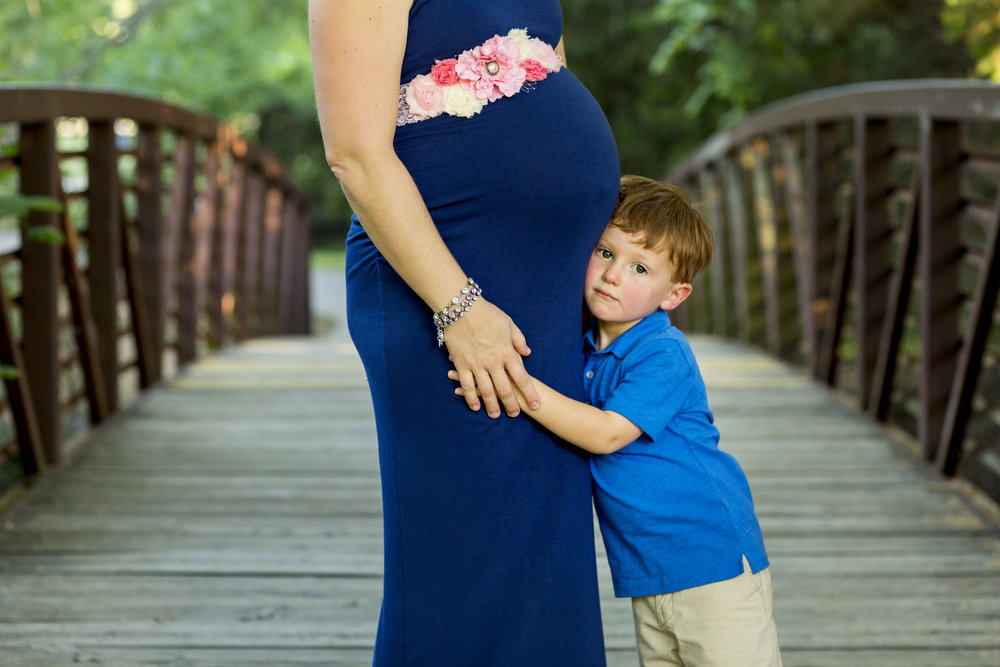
[433,278,481,347]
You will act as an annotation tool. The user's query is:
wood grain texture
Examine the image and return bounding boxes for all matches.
[0,320,998,665]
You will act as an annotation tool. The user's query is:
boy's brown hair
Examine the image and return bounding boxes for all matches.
[609,175,715,284]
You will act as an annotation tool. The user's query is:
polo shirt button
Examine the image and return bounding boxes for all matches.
[585,371,594,379]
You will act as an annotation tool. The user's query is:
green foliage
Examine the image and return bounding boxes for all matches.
[0,364,19,380]
[0,175,65,245]
[942,0,1000,78]
[0,0,988,242]
[24,224,66,245]
[0,0,350,244]
[561,0,727,178]
[0,194,62,218]
[563,0,975,177]
[650,0,972,115]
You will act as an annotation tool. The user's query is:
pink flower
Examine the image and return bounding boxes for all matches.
[430,59,459,86]
[405,74,444,119]
[455,34,526,102]
[523,37,563,72]
[478,34,520,63]
[520,59,548,82]
[397,30,564,126]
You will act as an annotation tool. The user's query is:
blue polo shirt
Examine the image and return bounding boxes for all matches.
[585,310,768,598]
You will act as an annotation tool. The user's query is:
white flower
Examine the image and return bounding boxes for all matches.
[507,28,532,58]
[441,84,487,118]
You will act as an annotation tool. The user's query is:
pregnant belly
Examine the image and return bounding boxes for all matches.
[393,68,620,251]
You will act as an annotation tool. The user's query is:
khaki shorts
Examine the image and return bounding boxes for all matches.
[631,556,782,666]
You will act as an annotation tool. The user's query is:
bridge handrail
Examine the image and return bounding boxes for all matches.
[0,85,311,486]
[667,79,1000,498]
[672,80,1000,175]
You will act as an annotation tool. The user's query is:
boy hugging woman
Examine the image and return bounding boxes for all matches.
[452,175,782,667]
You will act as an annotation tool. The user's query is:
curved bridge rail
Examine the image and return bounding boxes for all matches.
[669,80,1000,499]
[0,86,310,485]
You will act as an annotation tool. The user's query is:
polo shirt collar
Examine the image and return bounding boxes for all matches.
[584,310,672,359]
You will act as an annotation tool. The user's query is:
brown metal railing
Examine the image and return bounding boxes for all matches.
[669,80,1000,498]
[0,86,311,484]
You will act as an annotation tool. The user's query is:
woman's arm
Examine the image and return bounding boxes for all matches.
[449,371,642,454]
[308,0,539,418]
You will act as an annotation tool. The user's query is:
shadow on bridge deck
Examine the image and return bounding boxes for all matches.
[0,272,998,666]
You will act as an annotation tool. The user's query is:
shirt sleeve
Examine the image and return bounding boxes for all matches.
[601,338,694,440]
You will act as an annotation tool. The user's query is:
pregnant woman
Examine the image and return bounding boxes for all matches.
[309,1,619,663]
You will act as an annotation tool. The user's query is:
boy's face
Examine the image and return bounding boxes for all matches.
[584,225,691,339]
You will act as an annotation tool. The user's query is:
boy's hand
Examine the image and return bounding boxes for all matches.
[454,360,643,454]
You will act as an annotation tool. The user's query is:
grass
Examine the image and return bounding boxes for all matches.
[310,246,346,270]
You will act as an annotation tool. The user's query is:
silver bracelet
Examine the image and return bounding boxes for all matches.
[433,278,481,347]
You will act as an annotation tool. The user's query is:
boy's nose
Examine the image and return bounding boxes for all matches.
[603,264,620,283]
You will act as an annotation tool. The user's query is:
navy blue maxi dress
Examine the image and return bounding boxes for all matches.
[344,1,619,663]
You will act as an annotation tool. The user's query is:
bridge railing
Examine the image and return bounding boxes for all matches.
[0,86,311,485]
[669,80,1000,499]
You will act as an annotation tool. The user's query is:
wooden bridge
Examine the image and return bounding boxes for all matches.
[1,83,999,665]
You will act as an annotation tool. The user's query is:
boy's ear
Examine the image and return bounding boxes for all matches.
[660,283,692,312]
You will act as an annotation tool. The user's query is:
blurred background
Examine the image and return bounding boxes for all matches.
[1,0,997,249]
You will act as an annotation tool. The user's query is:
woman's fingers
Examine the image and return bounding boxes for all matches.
[444,298,530,418]
[449,370,477,399]
[488,363,521,418]
[473,367,502,418]
[449,368,528,417]
[457,368,480,412]
[456,358,519,418]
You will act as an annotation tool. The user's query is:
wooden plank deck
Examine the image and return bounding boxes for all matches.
[1,276,999,665]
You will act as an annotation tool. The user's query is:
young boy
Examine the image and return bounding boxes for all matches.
[453,175,782,666]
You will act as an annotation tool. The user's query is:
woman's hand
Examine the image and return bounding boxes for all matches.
[444,298,540,419]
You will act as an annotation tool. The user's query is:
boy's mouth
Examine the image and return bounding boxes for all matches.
[592,288,616,302]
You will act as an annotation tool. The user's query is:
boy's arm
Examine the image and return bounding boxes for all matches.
[451,371,641,454]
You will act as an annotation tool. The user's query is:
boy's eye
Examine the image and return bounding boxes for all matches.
[634,265,647,275]
[599,248,612,259]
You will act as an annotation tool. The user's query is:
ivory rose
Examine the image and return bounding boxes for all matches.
[441,84,486,118]
[507,28,533,56]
